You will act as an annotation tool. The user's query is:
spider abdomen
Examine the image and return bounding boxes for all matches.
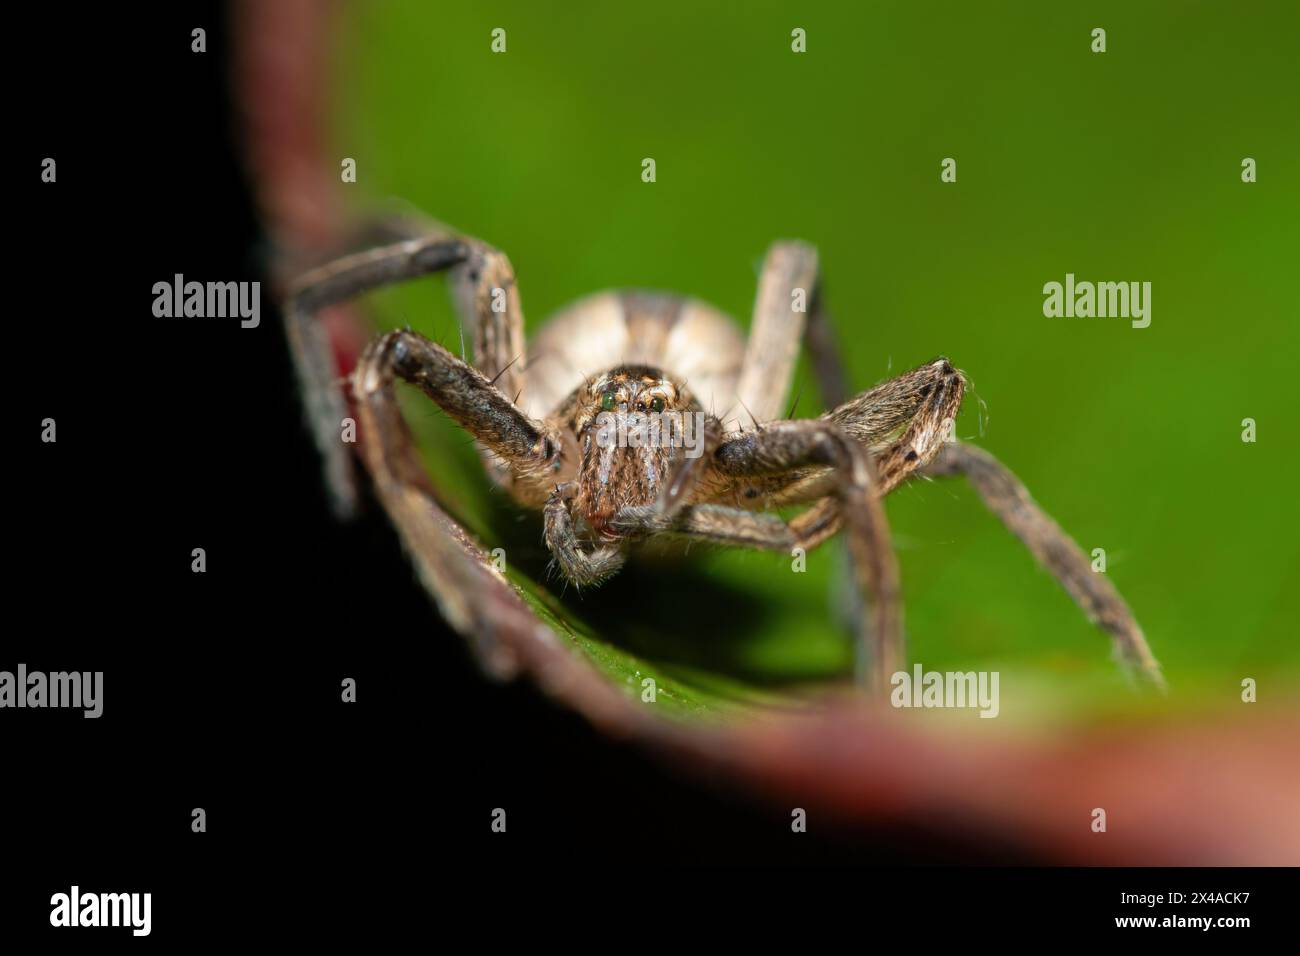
[523,291,746,424]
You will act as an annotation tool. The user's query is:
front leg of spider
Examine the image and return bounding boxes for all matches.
[543,482,625,588]
[714,420,903,692]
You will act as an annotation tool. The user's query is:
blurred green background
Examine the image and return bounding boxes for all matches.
[329,1,1298,720]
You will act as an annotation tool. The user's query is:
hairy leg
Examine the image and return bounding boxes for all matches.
[349,329,555,670]
[921,442,1164,688]
[285,226,530,514]
[720,357,966,512]
[729,241,818,426]
[612,420,901,691]
[804,290,850,410]
[729,240,874,421]
[709,421,902,693]
[543,482,626,588]
[323,213,528,397]
[352,329,560,498]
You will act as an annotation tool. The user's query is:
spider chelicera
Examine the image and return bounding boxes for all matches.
[284,218,1163,694]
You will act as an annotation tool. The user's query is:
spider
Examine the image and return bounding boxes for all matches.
[284,219,1163,694]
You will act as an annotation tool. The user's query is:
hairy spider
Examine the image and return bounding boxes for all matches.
[285,219,1163,694]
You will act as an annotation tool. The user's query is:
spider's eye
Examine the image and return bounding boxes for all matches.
[649,396,666,414]
[600,390,618,412]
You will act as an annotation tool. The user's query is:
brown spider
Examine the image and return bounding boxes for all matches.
[285,219,1163,694]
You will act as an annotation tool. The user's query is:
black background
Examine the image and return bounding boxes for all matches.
[7,2,1291,941]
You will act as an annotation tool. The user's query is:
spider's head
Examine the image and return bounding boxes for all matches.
[570,365,708,539]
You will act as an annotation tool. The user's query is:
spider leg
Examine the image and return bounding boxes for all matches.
[285,225,530,515]
[611,501,802,550]
[709,421,902,693]
[543,483,626,587]
[837,357,967,492]
[731,241,815,423]
[653,414,725,518]
[727,242,821,424]
[348,328,554,672]
[804,286,851,410]
[352,329,560,500]
[649,358,965,692]
[322,216,529,397]
[921,442,1165,689]
[611,421,900,692]
[728,357,967,510]
[727,240,858,420]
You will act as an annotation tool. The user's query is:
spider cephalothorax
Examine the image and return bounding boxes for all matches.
[561,366,716,540]
[286,219,1164,692]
